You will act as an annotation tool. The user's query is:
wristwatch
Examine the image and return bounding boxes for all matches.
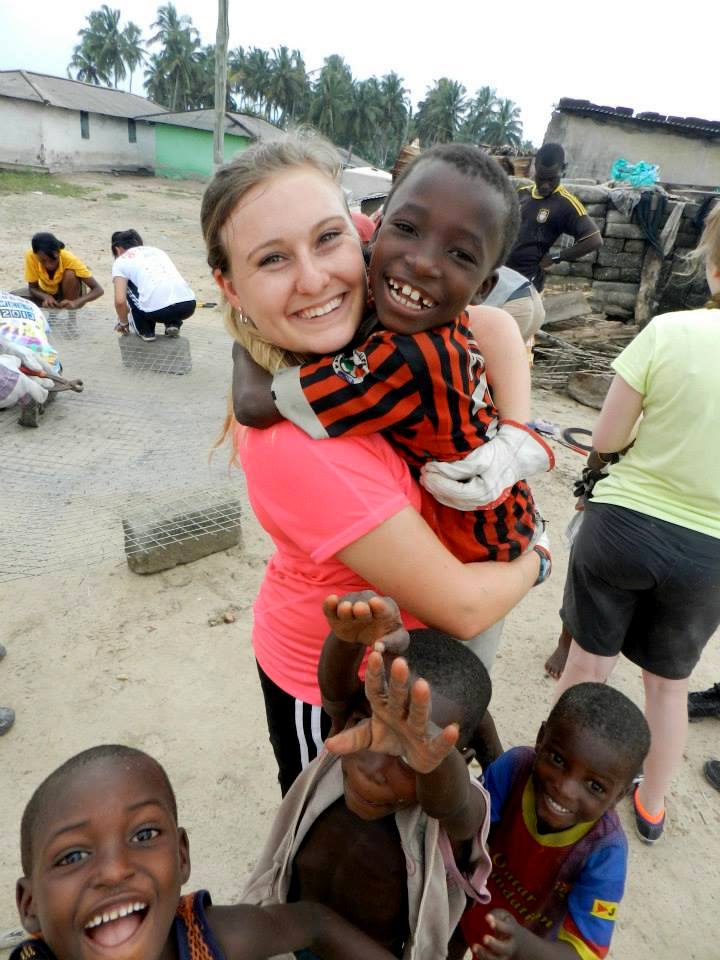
[532,545,552,586]
[549,253,562,264]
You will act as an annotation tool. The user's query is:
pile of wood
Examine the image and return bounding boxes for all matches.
[531,291,637,407]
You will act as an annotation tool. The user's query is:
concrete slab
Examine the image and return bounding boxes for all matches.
[118,334,192,375]
[123,498,242,574]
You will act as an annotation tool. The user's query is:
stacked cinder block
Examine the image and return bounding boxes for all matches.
[544,183,714,319]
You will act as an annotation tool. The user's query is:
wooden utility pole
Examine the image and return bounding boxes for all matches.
[213,0,229,171]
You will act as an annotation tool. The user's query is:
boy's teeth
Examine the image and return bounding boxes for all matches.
[546,795,570,814]
[387,277,435,309]
[85,902,147,929]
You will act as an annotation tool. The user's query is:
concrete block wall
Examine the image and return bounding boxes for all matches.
[544,182,715,319]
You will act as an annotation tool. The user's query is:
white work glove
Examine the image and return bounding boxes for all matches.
[0,356,51,408]
[0,333,55,377]
[421,420,555,510]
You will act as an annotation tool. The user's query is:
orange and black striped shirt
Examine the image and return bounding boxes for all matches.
[272,314,537,562]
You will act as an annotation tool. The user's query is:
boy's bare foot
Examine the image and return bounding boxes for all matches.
[544,626,572,679]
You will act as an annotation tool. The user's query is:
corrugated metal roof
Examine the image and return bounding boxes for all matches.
[557,98,720,138]
[144,109,285,142]
[0,70,165,118]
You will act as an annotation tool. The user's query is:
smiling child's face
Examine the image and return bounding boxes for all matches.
[17,757,190,960]
[368,159,506,335]
[533,718,634,833]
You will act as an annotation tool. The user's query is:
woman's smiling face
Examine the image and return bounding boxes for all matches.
[215,166,367,355]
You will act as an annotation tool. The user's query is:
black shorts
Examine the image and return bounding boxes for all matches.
[561,502,720,679]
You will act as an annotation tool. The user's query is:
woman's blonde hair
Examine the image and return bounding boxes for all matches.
[201,129,344,374]
[696,202,720,274]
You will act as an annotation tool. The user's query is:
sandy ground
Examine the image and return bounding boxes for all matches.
[0,173,718,957]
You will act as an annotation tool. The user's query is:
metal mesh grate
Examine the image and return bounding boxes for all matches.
[0,306,243,582]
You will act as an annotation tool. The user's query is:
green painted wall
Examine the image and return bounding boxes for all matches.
[154,124,251,179]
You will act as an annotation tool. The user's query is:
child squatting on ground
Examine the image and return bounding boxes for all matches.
[11,745,403,960]
[460,683,651,960]
[242,591,495,958]
[227,142,554,567]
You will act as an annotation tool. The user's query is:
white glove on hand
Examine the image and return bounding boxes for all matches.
[0,356,51,408]
[532,526,552,586]
[0,333,55,376]
[421,420,555,510]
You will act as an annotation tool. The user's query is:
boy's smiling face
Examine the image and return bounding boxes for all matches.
[533,718,634,833]
[368,158,506,335]
[17,757,190,960]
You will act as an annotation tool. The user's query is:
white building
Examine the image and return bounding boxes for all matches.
[0,70,164,173]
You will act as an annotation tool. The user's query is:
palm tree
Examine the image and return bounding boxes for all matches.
[309,55,354,143]
[483,97,523,147]
[147,3,201,112]
[69,5,126,87]
[415,78,467,146]
[143,52,172,106]
[346,78,382,160]
[266,46,309,126]
[68,46,112,86]
[121,22,145,93]
[376,72,410,167]
[462,86,499,143]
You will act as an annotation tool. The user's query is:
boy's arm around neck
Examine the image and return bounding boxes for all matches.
[206,901,396,960]
[417,749,486,842]
[232,340,284,428]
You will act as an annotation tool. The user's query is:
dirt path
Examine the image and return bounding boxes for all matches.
[0,173,717,958]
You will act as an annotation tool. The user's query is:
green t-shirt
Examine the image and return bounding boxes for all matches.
[592,308,720,538]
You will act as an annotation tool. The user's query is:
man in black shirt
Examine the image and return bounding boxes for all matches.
[506,143,602,291]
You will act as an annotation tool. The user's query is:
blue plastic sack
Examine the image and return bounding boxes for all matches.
[611,158,660,187]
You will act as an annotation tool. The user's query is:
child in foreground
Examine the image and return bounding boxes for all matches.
[460,683,650,960]
[243,591,494,958]
[12,745,399,960]
[223,142,554,565]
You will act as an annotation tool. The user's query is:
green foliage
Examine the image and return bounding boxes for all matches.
[66,8,525,164]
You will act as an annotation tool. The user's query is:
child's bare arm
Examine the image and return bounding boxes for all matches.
[318,592,410,733]
[327,651,486,840]
[232,340,284,427]
[467,304,531,423]
[208,901,397,959]
[471,909,577,960]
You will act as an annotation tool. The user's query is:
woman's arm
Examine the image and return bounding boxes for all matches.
[466,304,530,423]
[592,373,643,453]
[337,506,539,641]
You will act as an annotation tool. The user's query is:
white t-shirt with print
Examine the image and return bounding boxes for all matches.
[112,246,194,313]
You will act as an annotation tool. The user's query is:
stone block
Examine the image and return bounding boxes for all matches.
[118,334,192,375]
[591,280,640,295]
[567,372,613,410]
[123,499,242,574]
[597,249,643,269]
[605,222,646,240]
[619,268,642,283]
[567,262,594,278]
[563,183,610,204]
[584,203,608,217]
[542,290,591,325]
[623,239,646,253]
[602,237,625,252]
[593,266,620,281]
[547,261,571,276]
[606,209,633,224]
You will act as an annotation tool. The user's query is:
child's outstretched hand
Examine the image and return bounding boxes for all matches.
[471,910,524,958]
[323,592,410,654]
[325,650,459,774]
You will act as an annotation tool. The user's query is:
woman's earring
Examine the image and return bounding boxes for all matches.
[238,308,249,324]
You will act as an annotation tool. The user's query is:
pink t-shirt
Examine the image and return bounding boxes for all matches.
[234,420,424,704]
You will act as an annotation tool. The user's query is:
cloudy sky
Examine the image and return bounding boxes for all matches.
[1,0,715,148]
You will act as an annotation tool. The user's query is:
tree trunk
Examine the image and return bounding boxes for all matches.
[213,0,229,170]
[635,200,685,328]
